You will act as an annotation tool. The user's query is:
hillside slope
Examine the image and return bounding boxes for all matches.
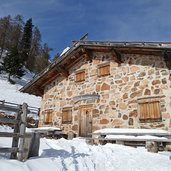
[0,72,41,107]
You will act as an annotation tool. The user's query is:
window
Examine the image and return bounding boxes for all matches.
[75,70,85,82]
[138,98,161,122]
[62,108,72,124]
[98,64,110,76]
[44,109,53,124]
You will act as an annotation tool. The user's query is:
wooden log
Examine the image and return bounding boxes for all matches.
[18,103,28,161]
[67,131,75,140]
[85,138,94,145]
[28,132,40,158]
[92,132,171,137]
[0,132,20,137]
[0,132,32,138]
[92,137,171,143]
[0,117,19,124]
[11,105,22,159]
[0,147,18,153]
[23,133,34,159]
[116,140,124,145]
[146,141,158,153]
[0,104,19,112]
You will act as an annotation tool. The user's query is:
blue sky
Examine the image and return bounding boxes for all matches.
[0,0,171,57]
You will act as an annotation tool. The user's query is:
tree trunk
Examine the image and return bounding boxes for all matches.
[0,45,4,59]
[8,73,12,83]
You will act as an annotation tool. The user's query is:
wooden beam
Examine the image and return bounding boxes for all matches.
[0,132,20,137]
[58,66,69,77]
[11,105,21,159]
[34,86,44,96]
[18,103,28,161]
[0,147,18,153]
[81,48,92,62]
[164,51,171,69]
[0,132,32,138]
[40,70,59,88]
[0,117,19,124]
[111,48,122,64]
[0,104,19,112]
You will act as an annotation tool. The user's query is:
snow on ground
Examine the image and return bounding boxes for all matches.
[0,137,171,171]
[0,125,12,132]
[0,72,41,107]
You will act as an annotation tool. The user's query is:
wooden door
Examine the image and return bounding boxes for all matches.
[79,106,92,137]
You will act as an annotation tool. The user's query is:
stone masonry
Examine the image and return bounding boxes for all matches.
[39,52,171,135]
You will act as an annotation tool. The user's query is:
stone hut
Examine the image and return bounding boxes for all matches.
[21,41,171,137]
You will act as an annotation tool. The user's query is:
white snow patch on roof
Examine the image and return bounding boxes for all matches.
[60,47,70,56]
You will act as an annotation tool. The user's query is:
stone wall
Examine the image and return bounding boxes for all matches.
[39,52,171,135]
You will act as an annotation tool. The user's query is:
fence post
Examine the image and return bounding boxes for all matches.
[10,105,22,159]
[18,103,28,161]
[28,132,40,158]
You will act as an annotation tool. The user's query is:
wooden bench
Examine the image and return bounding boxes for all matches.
[87,128,171,153]
[31,127,67,139]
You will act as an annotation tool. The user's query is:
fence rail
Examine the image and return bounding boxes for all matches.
[0,100,40,114]
[0,102,40,161]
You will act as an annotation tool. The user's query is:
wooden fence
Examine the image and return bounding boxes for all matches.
[0,100,40,116]
[0,101,40,161]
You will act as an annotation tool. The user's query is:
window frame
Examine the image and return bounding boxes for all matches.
[138,98,161,122]
[98,63,110,77]
[62,108,72,124]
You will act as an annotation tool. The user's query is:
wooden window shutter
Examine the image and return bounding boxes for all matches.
[75,71,85,82]
[98,65,110,76]
[62,111,68,123]
[44,110,53,124]
[62,109,72,124]
[139,100,161,122]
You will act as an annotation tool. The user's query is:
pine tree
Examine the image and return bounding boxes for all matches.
[0,15,54,76]
[20,18,33,64]
[11,15,24,47]
[0,46,25,83]
[34,43,52,73]
[0,15,11,58]
[27,26,41,71]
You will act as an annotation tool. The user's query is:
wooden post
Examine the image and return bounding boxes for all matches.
[18,103,28,161]
[146,141,158,153]
[28,132,40,158]
[10,105,22,159]
[116,140,124,145]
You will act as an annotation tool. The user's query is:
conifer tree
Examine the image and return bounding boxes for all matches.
[27,26,41,71]
[20,18,33,64]
[0,46,25,83]
[34,43,52,73]
[0,15,54,77]
[11,15,24,47]
[0,15,11,58]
